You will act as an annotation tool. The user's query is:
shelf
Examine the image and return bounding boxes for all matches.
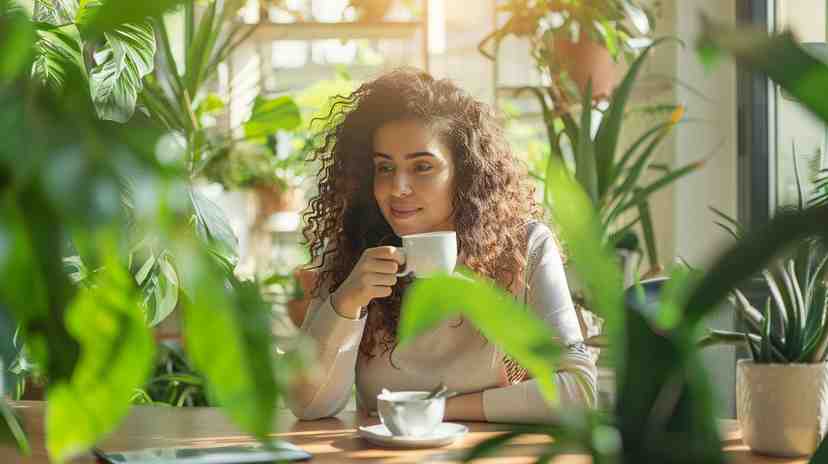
[496,80,673,103]
[238,21,423,42]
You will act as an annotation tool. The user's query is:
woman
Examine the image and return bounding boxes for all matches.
[288,68,597,424]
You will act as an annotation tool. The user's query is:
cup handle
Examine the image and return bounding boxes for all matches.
[396,249,411,277]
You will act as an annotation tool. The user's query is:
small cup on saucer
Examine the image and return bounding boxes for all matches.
[376,390,445,437]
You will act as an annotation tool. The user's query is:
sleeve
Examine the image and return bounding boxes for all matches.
[482,224,598,424]
[285,285,367,420]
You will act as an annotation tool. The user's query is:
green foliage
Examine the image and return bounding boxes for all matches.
[87,21,157,122]
[45,243,155,462]
[182,265,278,439]
[479,0,656,63]
[398,271,562,404]
[0,0,286,459]
[699,159,828,363]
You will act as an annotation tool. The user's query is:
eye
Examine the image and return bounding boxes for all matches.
[374,163,394,174]
[414,162,433,173]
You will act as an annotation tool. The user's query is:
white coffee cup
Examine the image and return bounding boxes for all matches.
[396,231,457,278]
[376,390,445,437]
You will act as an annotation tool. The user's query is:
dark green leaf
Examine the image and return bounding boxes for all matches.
[699,23,828,123]
[189,188,239,266]
[88,21,156,122]
[0,5,37,82]
[81,0,185,37]
[243,96,303,140]
[0,399,30,455]
[811,435,828,464]
[684,206,828,327]
[575,80,597,203]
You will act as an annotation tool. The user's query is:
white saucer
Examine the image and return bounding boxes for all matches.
[357,422,469,449]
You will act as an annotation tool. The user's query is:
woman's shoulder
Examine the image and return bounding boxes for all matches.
[525,220,555,250]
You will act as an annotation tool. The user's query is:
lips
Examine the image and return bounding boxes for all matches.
[389,205,422,220]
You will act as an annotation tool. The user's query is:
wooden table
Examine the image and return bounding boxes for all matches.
[0,401,808,463]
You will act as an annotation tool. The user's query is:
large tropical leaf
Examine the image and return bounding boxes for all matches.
[181,249,278,439]
[32,0,78,26]
[32,23,84,90]
[189,188,239,267]
[398,271,562,405]
[87,21,156,122]
[45,243,155,462]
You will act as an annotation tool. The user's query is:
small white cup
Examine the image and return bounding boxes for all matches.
[376,390,446,437]
[396,231,457,278]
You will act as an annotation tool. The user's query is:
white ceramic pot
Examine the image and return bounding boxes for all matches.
[736,359,828,457]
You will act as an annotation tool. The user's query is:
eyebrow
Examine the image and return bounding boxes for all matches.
[372,151,437,160]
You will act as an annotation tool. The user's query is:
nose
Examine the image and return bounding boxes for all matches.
[391,171,412,197]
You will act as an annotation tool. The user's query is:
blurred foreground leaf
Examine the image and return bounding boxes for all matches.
[398,273,561,405]
[46,242,154,462]
[181,249,277,439]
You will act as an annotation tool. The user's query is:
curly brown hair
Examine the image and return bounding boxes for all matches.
[302,68,542,360]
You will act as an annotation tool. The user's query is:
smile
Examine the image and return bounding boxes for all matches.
[389,206,422,220]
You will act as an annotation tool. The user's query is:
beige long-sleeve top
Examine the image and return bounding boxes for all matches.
[288,222,598,423]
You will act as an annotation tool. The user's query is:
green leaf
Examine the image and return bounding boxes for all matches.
[699,23,828,123]
[141,252,179,327]
[461,430,524,461]
[398,272,562,405]
[811,435,828,464]
[0,5,37,82]
[594,39,668,199]
[617,312,724,464]
[80,0,185,36]
[32,23,85,91]
[574,81,597,204]
[88,21,156,122]
[635,197,659,271]
[181,252,278,439]
[544,155,625,369]
[0,399,31,455]
[33,0,79,26]
[189,189,239,266]
[243,96,302,140]
[45,245,155,462]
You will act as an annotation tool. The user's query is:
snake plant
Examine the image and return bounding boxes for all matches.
[700,151,828,363]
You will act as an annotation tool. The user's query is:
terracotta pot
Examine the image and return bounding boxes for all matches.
[550,35,623,100]
[351,0,392,22]
[254,184,303,217]
[737,360,828,457]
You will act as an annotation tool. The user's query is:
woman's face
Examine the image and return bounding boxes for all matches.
[372,119,456,237]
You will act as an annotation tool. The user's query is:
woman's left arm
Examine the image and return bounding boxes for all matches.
[447,225,598,423]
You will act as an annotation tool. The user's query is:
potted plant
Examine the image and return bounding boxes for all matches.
[523,40,700,278]
[264,266,319,328]
[699,153,828,457]
[479,0,658,99]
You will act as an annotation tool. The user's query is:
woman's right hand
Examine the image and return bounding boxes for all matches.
[331,246,406,319]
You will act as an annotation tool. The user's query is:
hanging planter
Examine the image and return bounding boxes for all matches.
[549,33,623,100]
